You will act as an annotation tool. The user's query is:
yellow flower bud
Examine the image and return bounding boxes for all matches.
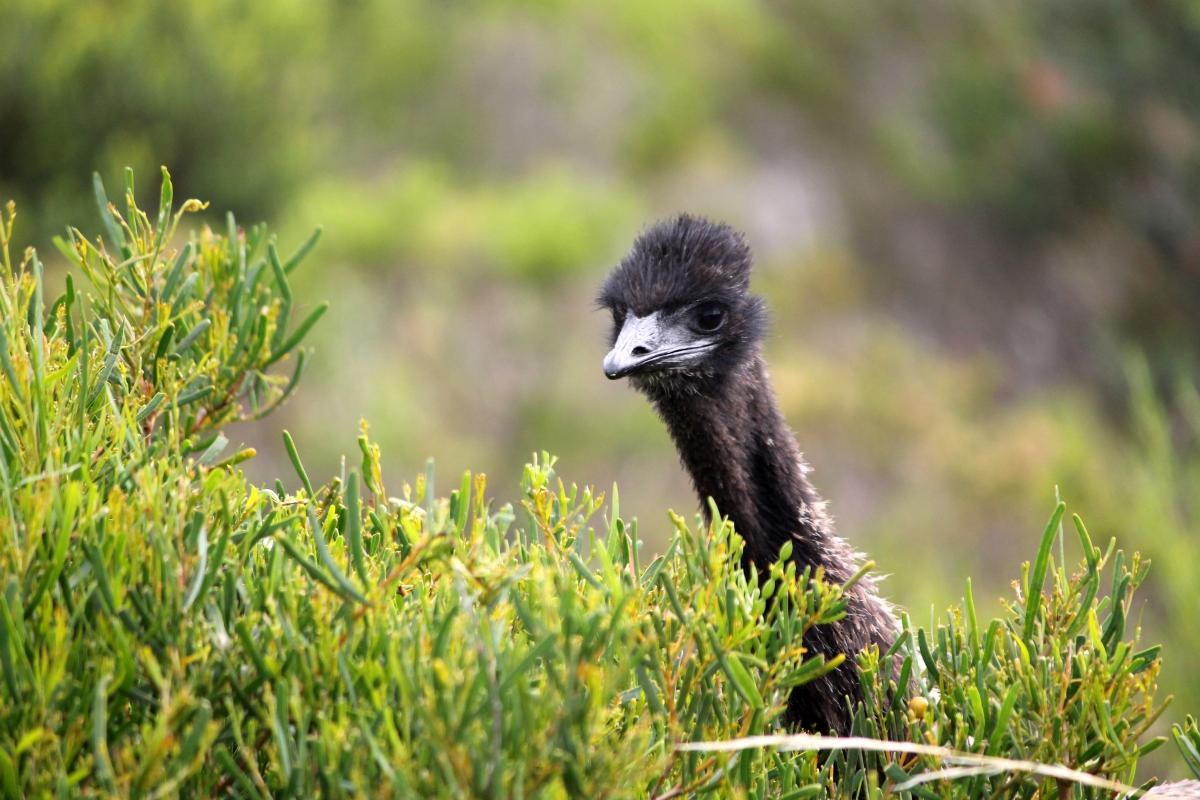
[908,696,929,720]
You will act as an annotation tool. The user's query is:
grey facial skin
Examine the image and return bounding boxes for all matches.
[602,310,717,379]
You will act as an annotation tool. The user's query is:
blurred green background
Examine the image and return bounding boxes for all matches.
[4,0,1199,763]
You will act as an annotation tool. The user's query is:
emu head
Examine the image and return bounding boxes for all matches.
[598,214,766,392]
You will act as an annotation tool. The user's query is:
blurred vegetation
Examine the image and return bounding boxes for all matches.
[2,0,1199,778]
[1,175,1197,795]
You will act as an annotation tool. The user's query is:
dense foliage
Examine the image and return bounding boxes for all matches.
[0,173,1197,796]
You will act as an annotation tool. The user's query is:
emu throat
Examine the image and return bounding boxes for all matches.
[644,356,847,581]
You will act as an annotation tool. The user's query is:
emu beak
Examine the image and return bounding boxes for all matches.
[603,312,662,379]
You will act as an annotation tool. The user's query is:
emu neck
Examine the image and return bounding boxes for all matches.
[647,356,848,581]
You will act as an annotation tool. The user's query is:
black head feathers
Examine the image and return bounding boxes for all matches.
[598,214,755,316]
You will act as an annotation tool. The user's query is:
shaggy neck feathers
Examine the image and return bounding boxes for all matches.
[645,354,846,578]
[640,351,898,735]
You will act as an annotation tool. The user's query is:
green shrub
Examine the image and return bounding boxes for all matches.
[0,171,1196,797]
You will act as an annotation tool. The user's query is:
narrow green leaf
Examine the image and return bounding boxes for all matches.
[986,682,1021,755]
[780,653,844,689]
[1023,501,1066,642]
[0,600,19,699]
[636,662,666,716]
[271,681,293,780]
[176,383,212,407]
[964,577,979,653]
[92,674,115,790]
[87,326,124,406]
[252,350,307,420]
[169,272,200,318]
[196,433,229,467]
[154,166,173,252]
[567,550,603,589]
[266,302,327,366]
[283,226,322,273]
[163,242,193,301]
[1073,513,1098,569]
[453,470,471,533]
[308,505,367,604]
[1174,719,1200,779]
[722,652,764,710]
[268,242,292,303]
[93,173,126,256]
[135,392,166,423]
[282,430,314,496]
[917,627,941,684]
[274,529,348,598]
[173,318,211,354]
[182,526,209,611]
[0,326,24,405]
[346,471,368,585]
[234,620,272,679]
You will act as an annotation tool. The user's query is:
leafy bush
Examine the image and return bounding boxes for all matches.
[0,171,1196,796]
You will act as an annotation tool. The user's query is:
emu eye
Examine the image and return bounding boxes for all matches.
[694,304,725,333]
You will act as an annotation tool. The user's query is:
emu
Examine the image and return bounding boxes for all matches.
[597,214,899,735]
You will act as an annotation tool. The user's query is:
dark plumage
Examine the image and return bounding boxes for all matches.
[598,214,899,735]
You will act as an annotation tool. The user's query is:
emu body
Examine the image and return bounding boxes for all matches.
[599,215,898,734]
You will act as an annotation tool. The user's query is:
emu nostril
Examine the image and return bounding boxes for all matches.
[631,345,650,356]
